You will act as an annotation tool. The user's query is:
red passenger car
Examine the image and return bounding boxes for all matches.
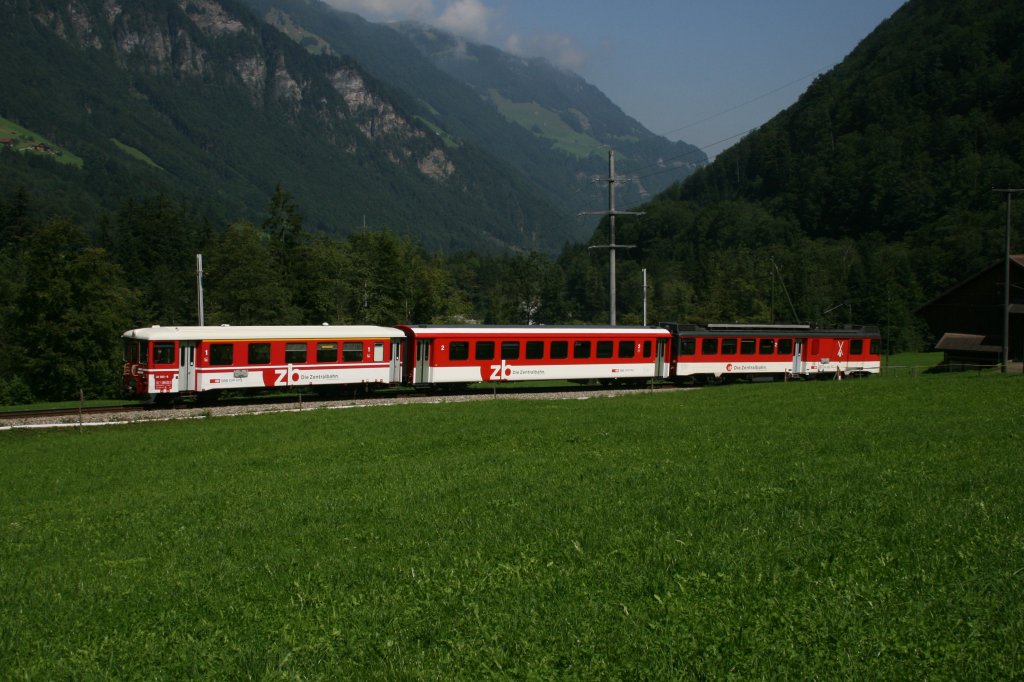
[122,325,406,401]
[667,323,882,383]
[395,325,672,386]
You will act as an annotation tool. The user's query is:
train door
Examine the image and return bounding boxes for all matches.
[791,340,805,376]
[179,341,197,392]
[655,338,668,378]
[389,339,404,384]
[415,339,432,384]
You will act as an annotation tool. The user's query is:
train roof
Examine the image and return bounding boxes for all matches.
[122,325,406,342]
[395,324,671,337]
[666,322,881,338]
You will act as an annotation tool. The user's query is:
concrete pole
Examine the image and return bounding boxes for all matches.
[994,189,1023,373]
[196,253,205,326]
[609,150,617,325]
[582,149,641,325]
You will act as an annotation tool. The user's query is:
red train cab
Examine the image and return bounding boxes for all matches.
[395,325,671,386]
[122,325,405,401]
[668,323,881,382]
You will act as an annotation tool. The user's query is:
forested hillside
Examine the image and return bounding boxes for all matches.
[573,0,1024,349]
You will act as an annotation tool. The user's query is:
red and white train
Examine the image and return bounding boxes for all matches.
[121,322,880,402]
[666,323,882,383]
[121,325,406,401]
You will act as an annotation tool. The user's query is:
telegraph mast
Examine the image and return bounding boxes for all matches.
[582,149,643,325]
[994,188,1023,372]
[196,253,205,326]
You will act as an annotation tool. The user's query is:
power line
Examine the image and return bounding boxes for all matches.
[611,63,838,183]
[658,66,833,139]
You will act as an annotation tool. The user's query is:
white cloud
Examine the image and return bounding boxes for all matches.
[322,0,587,72]
[322,0,435,22]
[504,31,588,71]
[323,0,491,40]
[434,0,490,42]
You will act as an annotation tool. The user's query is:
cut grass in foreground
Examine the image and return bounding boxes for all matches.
[1,374,1022,677]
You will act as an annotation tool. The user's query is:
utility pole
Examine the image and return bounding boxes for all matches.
[994,188,1023,373]
[196,253,205,326]
[642,268,648,326]
[582,149,643,325]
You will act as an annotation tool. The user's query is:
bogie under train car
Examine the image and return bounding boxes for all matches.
[666,323,882,383]
[122,325,405,402]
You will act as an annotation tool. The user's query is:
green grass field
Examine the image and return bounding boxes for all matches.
[1,373,1022,677]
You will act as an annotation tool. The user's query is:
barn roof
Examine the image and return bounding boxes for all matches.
[934,333,1000,354]
[915,255,1024,312]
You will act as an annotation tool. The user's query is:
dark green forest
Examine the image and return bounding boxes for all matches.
[0,185,582,403]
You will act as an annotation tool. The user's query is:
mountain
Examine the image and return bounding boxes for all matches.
[390,21,706,200]
[0,0,573,253]
[240,0,705,224]
[573,0,1024,349]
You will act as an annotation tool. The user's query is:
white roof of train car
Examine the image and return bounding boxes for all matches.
[123,325,406,342]
[397,325,671,336]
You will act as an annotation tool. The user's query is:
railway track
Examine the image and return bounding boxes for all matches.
[0,404,146,421]
[0,383,683,430]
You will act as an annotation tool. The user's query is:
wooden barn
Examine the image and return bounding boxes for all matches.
[915,255,1024,369]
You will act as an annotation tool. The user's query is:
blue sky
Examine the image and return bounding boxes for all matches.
[324,0,907,158]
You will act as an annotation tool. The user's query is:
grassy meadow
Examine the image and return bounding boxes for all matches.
[1,372,1022,678]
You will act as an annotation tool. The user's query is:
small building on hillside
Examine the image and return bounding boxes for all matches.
[915,255,1024,368]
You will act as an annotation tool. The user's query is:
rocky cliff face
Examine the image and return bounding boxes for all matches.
[25,0,453,180]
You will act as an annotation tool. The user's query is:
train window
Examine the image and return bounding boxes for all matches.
[550,341,568,359]
[678,338,696,355]
[644,340,652,357]
[317,342,338,363]
[870,339,881,355]
[850,339,863,355]
[778,339,793,354]
[248,343,271,365]
[343,342,363,362]
[721,339,737,354]
[702,338,718,354]
[740,339,756,355]
[210,343,234,366]
[618,340,635,358]
[759,338,774,355]
[285,343,307,364]
[596,340,613,358]
[140,343,149,365]
[526,341,545,360]
[449,341,469,361]
[475,341,495,360]
[574,340,591,359]
[153,342,175,365]
[501,341,520,360]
